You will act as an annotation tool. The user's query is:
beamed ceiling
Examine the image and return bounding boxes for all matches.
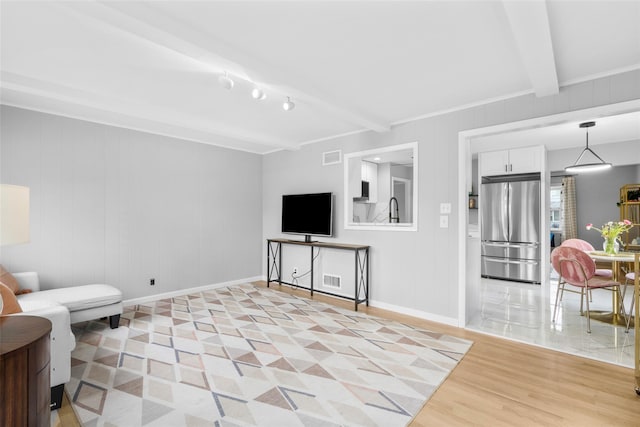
[1,1,639,154]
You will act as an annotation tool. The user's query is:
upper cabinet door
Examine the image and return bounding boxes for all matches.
[361,161,378,203]
[479,150,510,176]
[509,146,541,174]
[479,146,542,176]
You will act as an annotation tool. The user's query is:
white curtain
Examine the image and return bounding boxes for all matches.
[561,176,577,241]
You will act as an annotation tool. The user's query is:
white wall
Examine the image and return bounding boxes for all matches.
[0,106,263,299]
[262,69,640,325]
[548,149,640,248]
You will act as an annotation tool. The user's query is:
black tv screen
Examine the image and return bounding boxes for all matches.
[282,193,333,239]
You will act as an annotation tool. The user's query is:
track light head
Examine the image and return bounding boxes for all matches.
[251,87,266,100]
[218,71,234,90]
[283,97,295,111]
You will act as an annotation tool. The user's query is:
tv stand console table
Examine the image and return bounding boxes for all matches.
[266,239,369,311]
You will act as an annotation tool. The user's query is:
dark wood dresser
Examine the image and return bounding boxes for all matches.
[0,315,52,427]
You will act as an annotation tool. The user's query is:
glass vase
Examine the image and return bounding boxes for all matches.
[603,236,620,255]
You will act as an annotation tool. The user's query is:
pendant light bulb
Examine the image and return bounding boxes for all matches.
[218,71,234,90]
[283,97,295,111]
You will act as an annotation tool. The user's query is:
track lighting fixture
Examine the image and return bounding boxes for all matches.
[283,97,295,111]
[218,71,234,90]
[251,87,267,100]
[216,71,295,111]
[564,121,612,173]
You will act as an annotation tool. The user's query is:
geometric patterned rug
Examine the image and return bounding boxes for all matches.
[65,283,472,426]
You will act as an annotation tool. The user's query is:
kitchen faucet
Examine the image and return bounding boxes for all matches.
[389,197,399,223]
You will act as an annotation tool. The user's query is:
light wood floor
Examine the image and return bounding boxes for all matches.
[52,392,80,427]
[55,281,640,426]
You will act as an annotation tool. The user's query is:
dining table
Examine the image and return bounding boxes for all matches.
[587,251,636,326]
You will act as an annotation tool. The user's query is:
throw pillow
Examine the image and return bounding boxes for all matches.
[0,264,20,294]
[0,282,23,315]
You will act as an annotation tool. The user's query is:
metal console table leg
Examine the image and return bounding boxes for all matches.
[354,247,369,311]
[267,240,282,287]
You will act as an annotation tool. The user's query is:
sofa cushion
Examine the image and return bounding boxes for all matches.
[0,282,23,314]
[17,284,122,312]
[0,264,20,294]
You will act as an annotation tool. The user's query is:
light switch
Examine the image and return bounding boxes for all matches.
[440,203,452,214]
[440,215,449,228]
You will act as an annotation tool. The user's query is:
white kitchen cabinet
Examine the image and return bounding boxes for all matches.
[361,161,378,203]
[349,158,362,199]
[479,146,542,176]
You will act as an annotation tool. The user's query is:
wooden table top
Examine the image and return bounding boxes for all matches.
[0,315,51,355]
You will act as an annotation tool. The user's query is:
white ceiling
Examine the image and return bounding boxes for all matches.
[1,1,639,154]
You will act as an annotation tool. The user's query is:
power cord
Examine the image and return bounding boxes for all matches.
[290,249,321,289]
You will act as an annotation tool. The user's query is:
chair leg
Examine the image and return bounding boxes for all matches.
[626,287,635,333]
[585,286,591,333]
[552,281,563,323]
[616,287,628,329]
[621,280,629,302]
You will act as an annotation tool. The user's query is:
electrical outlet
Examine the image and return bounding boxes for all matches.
[150,278,155,286]
[292,267,298,275]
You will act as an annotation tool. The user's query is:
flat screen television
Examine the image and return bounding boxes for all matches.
[282,192,333,242]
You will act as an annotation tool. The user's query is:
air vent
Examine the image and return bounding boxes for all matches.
[323,274,341,289]
[322,150,342,166]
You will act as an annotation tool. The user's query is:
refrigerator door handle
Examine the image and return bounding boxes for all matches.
[484,258,539,265]
[483,241,539,248]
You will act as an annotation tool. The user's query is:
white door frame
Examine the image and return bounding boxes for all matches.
[456,99,640,327]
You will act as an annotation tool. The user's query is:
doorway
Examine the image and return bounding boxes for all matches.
[457,99,640,327]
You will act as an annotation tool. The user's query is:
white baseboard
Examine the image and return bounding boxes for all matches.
[184,276,460,328]
[260,275,459,327]
[122,276,263,306]
[369,299,460,327]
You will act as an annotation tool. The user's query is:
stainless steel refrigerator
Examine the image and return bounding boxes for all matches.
[481,173,541,284]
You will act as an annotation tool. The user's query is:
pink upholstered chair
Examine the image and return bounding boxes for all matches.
[551,246,627,333]
[559,238,613,303]
[561,239,613,278]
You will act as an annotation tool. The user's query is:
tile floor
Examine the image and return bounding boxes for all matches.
[466,273,636,368]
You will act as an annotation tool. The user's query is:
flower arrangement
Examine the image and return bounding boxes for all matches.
[586,219,633,254]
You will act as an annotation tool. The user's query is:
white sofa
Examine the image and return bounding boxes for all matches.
[10,275,75,410]
[16,275,123,329]
[11,272,123,409]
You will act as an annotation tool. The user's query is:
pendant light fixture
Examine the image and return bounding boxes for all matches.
[564,121,612,173]
[282,97,295,111]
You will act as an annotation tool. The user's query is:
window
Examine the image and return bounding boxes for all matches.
[344,142,418,231]
[550,185,562,231]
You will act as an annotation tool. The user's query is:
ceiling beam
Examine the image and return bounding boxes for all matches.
[502,0,559,97]
[0,71,294,151]
[60,1,390,134]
